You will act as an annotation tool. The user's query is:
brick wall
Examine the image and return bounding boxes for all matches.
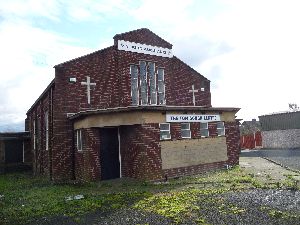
[75,128,101,181]
[27,85,53,178]
[120,124,163,180]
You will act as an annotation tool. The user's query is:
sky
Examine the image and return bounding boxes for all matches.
[0,0,300,131]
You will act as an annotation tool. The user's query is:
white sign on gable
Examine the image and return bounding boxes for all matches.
[118,40,173,58]
[166,114,221,123]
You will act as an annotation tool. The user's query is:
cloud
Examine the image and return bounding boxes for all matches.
[0,15,93,131]
[0,0,61,21]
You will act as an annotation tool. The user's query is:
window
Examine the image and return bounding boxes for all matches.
[217,122,225,136]
[45,111,49,150]
[181,123,191,138]
[200,122,209,137]
[33,119,36,150]
[158,68,165,105]
[149,62,157,105]
[160,123,171,140]
[76,130,83,151]
[130,62,165,106]
[140,61,148,105]
[130,65,139,105]
[37,117,41,148]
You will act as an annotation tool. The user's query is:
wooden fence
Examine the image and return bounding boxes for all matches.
[240,131,262,149]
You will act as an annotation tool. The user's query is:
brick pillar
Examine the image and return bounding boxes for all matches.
[225,120,241,166]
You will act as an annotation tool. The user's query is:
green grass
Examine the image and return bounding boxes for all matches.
[0,167,300,225]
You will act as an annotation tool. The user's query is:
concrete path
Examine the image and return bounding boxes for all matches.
[241,149,300,171]
[240,156,300,184]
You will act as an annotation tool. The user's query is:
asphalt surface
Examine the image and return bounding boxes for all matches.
[240,149,300,171]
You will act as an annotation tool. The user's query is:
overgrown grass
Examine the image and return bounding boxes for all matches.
[0,166,299,225]
[0,173,152,225]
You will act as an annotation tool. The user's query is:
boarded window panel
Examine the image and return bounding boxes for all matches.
[140,61,148,105]
[149,62,157,105]
[158,68,165,105]
[130,65,139,105]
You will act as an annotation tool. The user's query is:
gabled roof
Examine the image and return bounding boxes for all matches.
[240,120,261,135]
[114,28,172,49]
[26,79,55,115]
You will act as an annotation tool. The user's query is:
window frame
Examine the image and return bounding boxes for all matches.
[217,121,225,136]
[200,122,209,138]
[181,123,191,139]
[33,119,36,150]
[45,111,49,150]
[148,62,157,105]
[159,123,171,140]
[130,65,139,105]
[76,129,83,151]
[157,68,166,105]
[139,61,148,105]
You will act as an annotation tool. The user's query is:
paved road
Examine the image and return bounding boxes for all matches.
[240,149,300,171]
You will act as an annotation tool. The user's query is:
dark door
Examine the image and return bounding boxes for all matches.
[100,128,120,180]
[5,140,23,163]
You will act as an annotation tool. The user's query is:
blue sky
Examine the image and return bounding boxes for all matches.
[1,0,300,131]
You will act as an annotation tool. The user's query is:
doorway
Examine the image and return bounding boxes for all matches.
[99,127,120,180]
[5,140,23,163]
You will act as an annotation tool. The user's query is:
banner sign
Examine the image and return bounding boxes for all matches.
[166,114,221,123]
[118,40,173,58]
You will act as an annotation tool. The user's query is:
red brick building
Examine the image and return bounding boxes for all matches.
[26,28,240,181]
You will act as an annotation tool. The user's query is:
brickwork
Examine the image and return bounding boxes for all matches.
[75,128,101,181]
[120,124,163,180]
[225,121,241,165]
[27,87,52,178]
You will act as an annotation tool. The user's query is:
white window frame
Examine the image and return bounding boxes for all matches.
[157,68,166,105]
[33,119,36,150]
[200,122,209,137]
[76,129,83,151]
[149,62,157,105]
[217,121,225,136]
[181,123,191,139]
[160,123,171,140]
[139,61,148,105]
[45,111,49,150]
[130,65,139,105]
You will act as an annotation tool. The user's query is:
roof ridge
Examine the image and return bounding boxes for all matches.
[113,28,172,48]
[54,45,114,68]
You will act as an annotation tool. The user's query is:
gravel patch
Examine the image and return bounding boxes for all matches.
[30,190,300,225]
[29,209,173,225]
[200,189,300,225]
